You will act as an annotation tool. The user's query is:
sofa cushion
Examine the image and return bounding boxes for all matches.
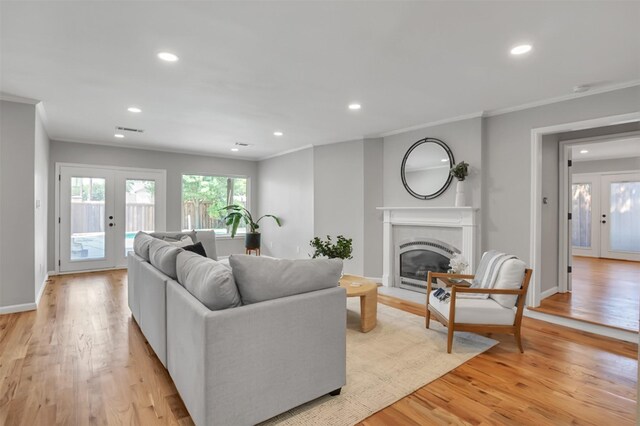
[166,235,194,248]
[133,231,154,261]
[183,241,207,257]
[149,239,183,279]
[490,258,526,309]
[429,293,515,325]
[229,255,343,304]
[194,230,218,260]
[176,251,241,310]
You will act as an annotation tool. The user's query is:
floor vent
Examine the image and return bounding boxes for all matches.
[116,126,144,133]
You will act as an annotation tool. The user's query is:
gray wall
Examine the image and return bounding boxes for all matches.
[572,157,640,174]
[34,107,49,300]
[0,100,36,307]
[540,134,559,293]
[313,140,365,275]
[383,117,483,209]
[258,148,314,259]
[48,140,259,269]
[483,86,640,265]
[362,138,384,278]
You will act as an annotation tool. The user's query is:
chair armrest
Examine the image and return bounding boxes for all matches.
[453,287,523,295]
[430,272,475,280]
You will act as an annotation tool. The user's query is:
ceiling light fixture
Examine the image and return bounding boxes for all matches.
[580,149,589,154]
[127,107,142,113]
[157,52,179,62]
[231,148,239,152]
[348,103,361,110]
[510,44,532,55]
[273,131,283,136]
[114,134,124,138]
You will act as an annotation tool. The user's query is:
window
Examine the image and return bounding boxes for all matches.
[181,174,248,235]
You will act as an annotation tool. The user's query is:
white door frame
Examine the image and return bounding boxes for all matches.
[55,162,167,274]
[529,112,640,307]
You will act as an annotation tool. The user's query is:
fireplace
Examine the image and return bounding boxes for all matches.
[396,238,460,293]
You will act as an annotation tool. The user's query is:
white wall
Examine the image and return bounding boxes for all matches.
[540,134,559,293]
[362,138,384,278]
[48,140,259,269]
[0,100,37,308]
[34,107,49,301]
[383,117,483,209]
[258,148,314,259]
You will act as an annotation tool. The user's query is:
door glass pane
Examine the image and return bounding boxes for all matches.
[572,183,592,248]
[70,177,106,260]
[609,181,640,253]
[125,179,155,255]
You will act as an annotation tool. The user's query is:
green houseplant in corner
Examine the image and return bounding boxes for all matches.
[309,235,353,260]
[221,205,281,251]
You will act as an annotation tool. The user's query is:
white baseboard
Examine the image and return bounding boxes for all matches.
[35,274,50,306]
[364,276,382,284]
[0,302,37,315]
[539,286,559,300]
[524,309,638,343]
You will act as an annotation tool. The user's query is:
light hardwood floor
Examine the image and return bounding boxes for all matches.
[0,270,636,425]
[532,256,640,332]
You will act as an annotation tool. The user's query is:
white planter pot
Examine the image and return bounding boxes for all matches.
[455,180,466,207]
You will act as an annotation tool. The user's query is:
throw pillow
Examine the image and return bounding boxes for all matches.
[148,239,183,279]
[166,235,194,248]
[133,231,154,261]
[490,258,527,309]
[176,251,241,310]
[229,255,343,305]
[183,242,207,257]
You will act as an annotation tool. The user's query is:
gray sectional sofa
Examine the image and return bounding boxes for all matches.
[127,231,347,426]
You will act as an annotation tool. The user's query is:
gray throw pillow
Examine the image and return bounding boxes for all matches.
[133,231,154,261]
[176,251,241,310]
[229,255,343,304]
[149,239,183,279]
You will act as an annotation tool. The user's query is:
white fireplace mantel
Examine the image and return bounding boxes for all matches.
[377,206,480,287]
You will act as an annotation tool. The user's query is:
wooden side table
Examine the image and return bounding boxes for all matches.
[339,275,378,332]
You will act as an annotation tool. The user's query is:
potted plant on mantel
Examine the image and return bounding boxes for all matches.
[222,205,281,252]
[450,161,469,207]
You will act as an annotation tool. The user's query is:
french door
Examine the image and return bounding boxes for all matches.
[572,172,640,262]
[58,165,166,273]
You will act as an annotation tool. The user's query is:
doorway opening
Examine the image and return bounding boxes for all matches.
[55,163,166,273]
[537,135,640,332]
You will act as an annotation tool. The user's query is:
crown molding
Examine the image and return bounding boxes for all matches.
[259,144,314,161]
[372,111,485,138]
[0,92,40,105]
[484,79,640,117]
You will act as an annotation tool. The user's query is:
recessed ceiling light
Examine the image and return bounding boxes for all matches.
[348,103,361,110]
[441,158,448,162]
[273,131,283,136]
[510,44,532,55]
[157,52,179,62]
[580,149,589,154]
[230,148,239,152]
[114,134,124,138]
[127,107,142,113]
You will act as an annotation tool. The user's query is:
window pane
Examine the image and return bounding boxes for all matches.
[182,175,248,233]
[572,183,592,248]
[70,177,106,260]
[125,179,155,255]
[609,181,640,253]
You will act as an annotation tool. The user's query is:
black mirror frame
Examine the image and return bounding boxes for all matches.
[401,137,455,200]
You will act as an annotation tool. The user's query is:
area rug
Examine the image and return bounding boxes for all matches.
[261,298,498,425]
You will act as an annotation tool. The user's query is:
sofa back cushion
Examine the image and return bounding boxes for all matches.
[133,231,155,261]
[176,251,241,310]
[151,230,198,244]
[229,255,343,305]
[149,239,183,279]
[490,258,527,309]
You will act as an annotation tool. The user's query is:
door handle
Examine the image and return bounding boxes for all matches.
[108,223,115,227]
[601,220,606,224]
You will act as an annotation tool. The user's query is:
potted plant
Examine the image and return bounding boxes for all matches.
[450,161,469,207]
[309,235,353,260]
[221,205,281,251]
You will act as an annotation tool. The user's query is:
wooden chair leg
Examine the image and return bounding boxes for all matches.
[447,324,454,353]
[515,329,524,353]
[425,309,431,329]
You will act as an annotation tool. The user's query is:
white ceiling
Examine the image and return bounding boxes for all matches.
[572,137,640,162]
[1,1,639,160]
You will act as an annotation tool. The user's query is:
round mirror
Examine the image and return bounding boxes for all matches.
[401,138,455,200]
